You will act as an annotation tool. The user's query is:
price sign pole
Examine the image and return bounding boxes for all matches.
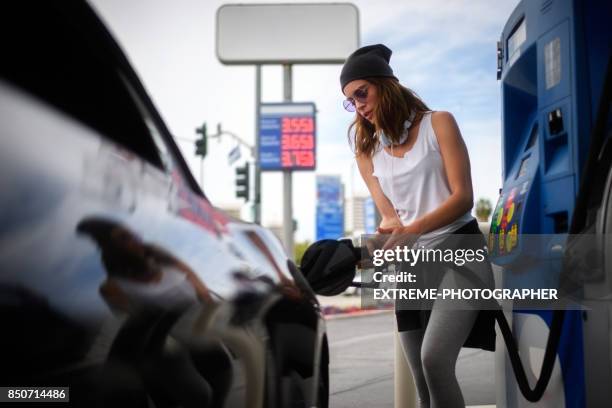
[282,64,293,257]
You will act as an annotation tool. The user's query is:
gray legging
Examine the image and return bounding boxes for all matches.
[394,220,495,407]
[398,309,479,408]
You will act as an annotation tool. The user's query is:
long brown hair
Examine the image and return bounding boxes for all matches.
[348,77,430,157]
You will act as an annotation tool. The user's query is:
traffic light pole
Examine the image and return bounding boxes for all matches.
[283,64,294,260]
[195,123,208,189]
[235,163,250,201]
[200,158,203,189]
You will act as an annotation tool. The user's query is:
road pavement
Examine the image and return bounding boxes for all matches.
[325,310,496,407]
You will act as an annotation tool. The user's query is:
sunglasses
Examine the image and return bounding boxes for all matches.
[343,86,369,112]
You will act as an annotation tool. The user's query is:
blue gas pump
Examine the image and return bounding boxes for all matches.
[492,0,612,407]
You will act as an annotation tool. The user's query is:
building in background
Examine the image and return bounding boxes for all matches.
[345,195,367,236]
[316,175,345,240]
[345,195,378,238]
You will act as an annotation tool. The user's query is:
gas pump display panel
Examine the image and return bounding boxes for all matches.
[507,18,526,63]
[259,102,316,171]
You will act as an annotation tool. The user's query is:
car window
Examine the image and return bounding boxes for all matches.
[1,2,164,169]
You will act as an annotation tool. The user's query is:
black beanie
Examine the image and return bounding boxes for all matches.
[340,44,397,92]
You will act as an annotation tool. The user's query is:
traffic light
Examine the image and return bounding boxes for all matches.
[195,122,207,158]
[235,163,250,201]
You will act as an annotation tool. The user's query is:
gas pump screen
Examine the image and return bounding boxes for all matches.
[516,155,530,179]
[507,18,526,61]
[259,103,316,171]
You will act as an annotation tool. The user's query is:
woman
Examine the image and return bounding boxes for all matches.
[340,44,495,408]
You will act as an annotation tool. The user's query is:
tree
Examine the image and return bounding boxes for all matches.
[294,241,311,265]
[475,198,493,222]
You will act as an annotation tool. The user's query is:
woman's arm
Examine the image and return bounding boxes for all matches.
[355,153,402,229]
[380,111,473,241]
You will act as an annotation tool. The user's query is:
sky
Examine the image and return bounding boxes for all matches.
[89,0,520,243]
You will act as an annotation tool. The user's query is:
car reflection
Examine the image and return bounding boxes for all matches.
[77,217,213,312]
[77,217,231,407]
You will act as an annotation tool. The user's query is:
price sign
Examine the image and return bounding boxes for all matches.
[259,103,316,171]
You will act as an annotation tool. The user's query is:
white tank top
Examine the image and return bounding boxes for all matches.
[371,112,474,247]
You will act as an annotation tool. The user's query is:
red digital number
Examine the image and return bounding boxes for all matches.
[292,135,301,149]
[280,151,315,168]
[299,118,314,133]
[282,134,314,150]
[305,151,315,167]
[281,134,290,150]
[282,117,314,133]
[285,135,295,149]
[282,118,292,133]
[294,151,314,167]
[281,151,293,167]
[298,134,313,149]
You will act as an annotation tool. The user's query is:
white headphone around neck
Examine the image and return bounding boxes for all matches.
[378,110,416,147]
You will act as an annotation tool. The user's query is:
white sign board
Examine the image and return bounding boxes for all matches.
[216,3,359,64]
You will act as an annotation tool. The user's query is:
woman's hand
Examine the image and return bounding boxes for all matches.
[378,216,402,230]
[360,217,401,268]
[378,222,423,251]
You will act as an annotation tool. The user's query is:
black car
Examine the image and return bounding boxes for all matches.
[0,2,334,406]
